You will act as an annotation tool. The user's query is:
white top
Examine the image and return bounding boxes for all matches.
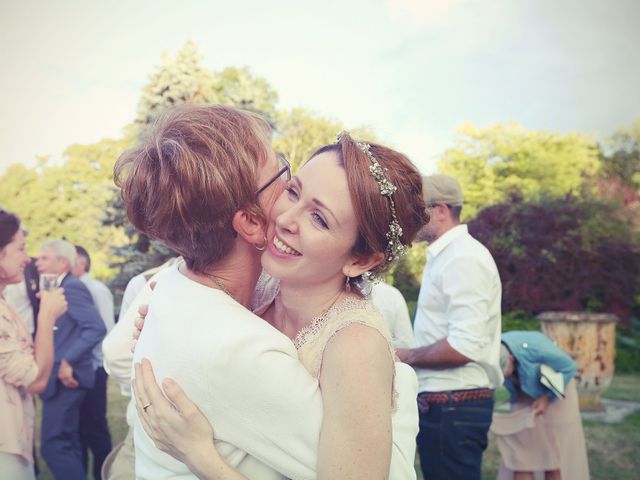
[79,274,115,370]
[103,267,418,480]
[370,282,416,349]
[413,224,503,393]
[4,281,34,334]
[118,273,147,324]
[132,265,323,480]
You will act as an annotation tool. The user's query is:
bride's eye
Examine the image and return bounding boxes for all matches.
[312,212,328,229]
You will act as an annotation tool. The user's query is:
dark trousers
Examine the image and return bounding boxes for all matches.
[416,395,493,480]
[41,386,88,480]
[80,366,113,479]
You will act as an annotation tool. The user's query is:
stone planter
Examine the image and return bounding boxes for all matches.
[537,311,619,412]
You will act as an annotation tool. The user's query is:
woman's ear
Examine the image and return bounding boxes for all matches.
[232,207,267,249]
[342,251,385,278]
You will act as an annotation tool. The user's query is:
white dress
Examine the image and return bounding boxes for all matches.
[297,297,419,480]
[255,275,419,480]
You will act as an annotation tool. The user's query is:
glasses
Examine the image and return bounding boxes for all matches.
[256,153,291,196]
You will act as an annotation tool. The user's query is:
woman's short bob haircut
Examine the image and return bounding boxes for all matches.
[114,104,273,273]
[310,134,429,287]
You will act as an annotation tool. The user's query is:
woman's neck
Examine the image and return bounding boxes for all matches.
[183,242,263,309]
[273,279,347,338]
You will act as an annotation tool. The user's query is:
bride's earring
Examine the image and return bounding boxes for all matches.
[344,275,351,293]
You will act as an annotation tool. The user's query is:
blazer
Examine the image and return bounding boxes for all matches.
[502,331,577,403]
[40,273,106,400]
[24,260,40,330]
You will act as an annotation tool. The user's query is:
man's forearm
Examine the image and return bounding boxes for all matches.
[398,338,471,369]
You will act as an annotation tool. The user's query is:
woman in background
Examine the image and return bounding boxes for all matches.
[0,209,68,479]
[494,330,589,480]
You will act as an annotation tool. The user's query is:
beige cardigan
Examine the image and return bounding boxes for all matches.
[0,298,38,463]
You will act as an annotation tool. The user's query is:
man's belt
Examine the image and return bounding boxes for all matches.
[417,388,493,412]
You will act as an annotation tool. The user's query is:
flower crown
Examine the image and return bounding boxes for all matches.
[336,132,408,278]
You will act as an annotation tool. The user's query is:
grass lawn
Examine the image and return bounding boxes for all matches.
[34,375,640,479]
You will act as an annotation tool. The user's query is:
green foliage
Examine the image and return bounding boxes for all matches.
[273,108,344,172]
[616,318,640,373]
[388,242,426,305]
[0,137,133,280]
[135,41,217,126]
[135,41,278,128]
[468,196,640,323]
[439,122,601,219]
[602,118,640,191]
[501,310,539,333]
[216,66,278,121]
[273,108,378,172]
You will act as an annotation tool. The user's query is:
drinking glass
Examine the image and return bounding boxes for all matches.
[39,273,59,292]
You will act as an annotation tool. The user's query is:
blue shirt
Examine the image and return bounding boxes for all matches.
[502,331,577,402]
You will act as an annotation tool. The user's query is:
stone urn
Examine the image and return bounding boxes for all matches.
[537,311,619,412]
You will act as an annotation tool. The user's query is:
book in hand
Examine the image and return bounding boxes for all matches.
[540,364,565,399]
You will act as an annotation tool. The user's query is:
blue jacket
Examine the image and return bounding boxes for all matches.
[502,331,577,403]
[40,274,106,400]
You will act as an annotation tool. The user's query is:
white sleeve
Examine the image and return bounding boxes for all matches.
[372,285,415,349]
[204,336,322,480]
[118,274,147,324]
[388,290,416,349]
[94,284,115,332]
[443,256,495,361]
[102,277,154,395]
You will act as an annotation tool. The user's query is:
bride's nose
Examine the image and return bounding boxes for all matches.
[275,205,299,235]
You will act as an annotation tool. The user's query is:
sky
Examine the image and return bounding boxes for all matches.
[1,0,639,174]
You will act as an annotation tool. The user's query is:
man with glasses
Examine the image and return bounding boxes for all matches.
[397,174,503,480]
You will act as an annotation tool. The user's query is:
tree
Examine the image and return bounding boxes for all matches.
[135,41,218,126]
[601,118,640,191]
[273,108,344,171]
[135,41,278,127]
[468,196,640,324]
[596,119,640,224]
[439,122,601,219]
[0,136,132,279]
[273,108,378,172]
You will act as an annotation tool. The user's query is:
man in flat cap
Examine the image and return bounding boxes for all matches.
[397,174,502,480]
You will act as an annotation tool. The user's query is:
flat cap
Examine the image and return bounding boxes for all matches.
[422,174,464,207]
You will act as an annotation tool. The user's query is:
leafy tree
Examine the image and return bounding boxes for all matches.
[273,108,345,171]
[601,118,640,191]
[468,196,640,324]
[595,119,640,232]
[439,122,601,219]
[215,66,278,121]
[273,108,378,172]
[136,41,278,127]
[0,136,132,279]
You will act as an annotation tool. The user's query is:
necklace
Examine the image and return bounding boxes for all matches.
[204,273,235,302]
